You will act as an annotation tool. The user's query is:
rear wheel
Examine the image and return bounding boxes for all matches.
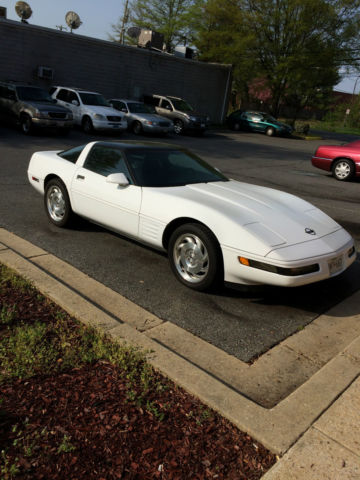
[82,116,93,134]
[232,121,241,131]
[168,223,222,291]
[265,126,275,136]
[44,179,73,227]
[332,158,355,181]
[20,114,33,135]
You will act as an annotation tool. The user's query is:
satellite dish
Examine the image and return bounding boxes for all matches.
[127,26,141,39]
[15,1,32,23]
[65,11,82,32]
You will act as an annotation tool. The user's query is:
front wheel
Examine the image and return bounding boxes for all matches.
[332,158,355,181]
[20,114,33,135]
[174,119,184,135]
[265,127,275,136]
[132,121,143,135]
[44,179,73,227]
[168,223,222,291]
[82,116,94,134]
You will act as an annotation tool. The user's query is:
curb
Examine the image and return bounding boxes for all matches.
[0,227,359,459]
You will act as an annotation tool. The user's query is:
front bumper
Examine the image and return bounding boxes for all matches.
[92,119,127,131]
[142,123,173,134]
[32,118,73,129]
[222,232,356,287]
[186,120,208,131]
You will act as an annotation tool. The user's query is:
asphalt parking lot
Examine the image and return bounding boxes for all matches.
[0,124,359,362]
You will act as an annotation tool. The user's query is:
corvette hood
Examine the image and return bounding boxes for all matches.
[187,181,340,245]
[145,180,342,254]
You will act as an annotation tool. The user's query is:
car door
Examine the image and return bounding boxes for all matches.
[111,100,130,126]
[70,144,142,237]
[55,89,81,124]
[243,112,264,132]
[156,98,174,120]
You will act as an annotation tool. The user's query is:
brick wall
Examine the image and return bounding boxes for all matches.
[0,19,232,123]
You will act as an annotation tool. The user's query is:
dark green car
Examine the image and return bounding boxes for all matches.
[227,110,293,137]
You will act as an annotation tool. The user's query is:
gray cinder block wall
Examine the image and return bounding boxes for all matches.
[0,19,232,123]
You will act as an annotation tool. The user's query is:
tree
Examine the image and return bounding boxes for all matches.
[110,0,195,52]
[192,0,360,117]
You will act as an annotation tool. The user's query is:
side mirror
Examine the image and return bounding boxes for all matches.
[106,172,129,187]
[121,108,128,113]
[72,100,79,106]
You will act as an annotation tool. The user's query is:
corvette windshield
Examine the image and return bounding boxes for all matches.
[79,93,110,107]
[125,148,228,187]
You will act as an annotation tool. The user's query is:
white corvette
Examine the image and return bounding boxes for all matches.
[28,141,356,291]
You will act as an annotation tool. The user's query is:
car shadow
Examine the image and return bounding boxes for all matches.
[71,218,360,319]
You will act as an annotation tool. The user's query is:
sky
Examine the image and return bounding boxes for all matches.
[1,0,359,94]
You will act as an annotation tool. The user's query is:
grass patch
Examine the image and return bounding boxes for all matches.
[0,264,154,393]
[307,119,360,136]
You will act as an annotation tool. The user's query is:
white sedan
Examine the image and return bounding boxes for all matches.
[27,141,356,291]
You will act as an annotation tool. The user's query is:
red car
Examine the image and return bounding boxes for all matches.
[311,140,360,181]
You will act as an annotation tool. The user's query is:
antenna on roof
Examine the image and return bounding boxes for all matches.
[65,11,82,33]
[15,1,32,23]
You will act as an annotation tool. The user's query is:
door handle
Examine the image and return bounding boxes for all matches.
[76,175,85,180]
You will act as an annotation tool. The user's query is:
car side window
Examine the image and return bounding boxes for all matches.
[144,96,160,106]
[116,101,128,112]
[250,114,262,122]
[161,99,173,111]
[67,91,79,104]
[58,144,87,163]
[56,89,69,102]
[83,145,132,181]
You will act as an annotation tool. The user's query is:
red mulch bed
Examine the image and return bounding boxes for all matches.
[0,269,276,479]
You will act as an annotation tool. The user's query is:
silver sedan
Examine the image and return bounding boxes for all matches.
[109,99,173,135]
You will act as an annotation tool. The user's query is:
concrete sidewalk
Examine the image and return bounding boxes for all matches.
[0,227,359,479]
[263,376,360,479]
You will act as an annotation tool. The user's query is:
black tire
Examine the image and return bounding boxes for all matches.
[20,114,33,135]
[174,119,184,135]
[265,127,275,136]
[332,158,355,181]
[168,223,223,291]
[82,116,93,134]
[232,122,241,131]
[132,121,143,135]
[44,179,73,227]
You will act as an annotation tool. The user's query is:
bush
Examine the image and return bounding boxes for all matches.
[294,121,310,135]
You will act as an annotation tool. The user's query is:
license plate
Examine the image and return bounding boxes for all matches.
[328,255,343,275]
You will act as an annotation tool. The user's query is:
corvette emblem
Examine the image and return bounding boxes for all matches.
[305,228,316,235]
